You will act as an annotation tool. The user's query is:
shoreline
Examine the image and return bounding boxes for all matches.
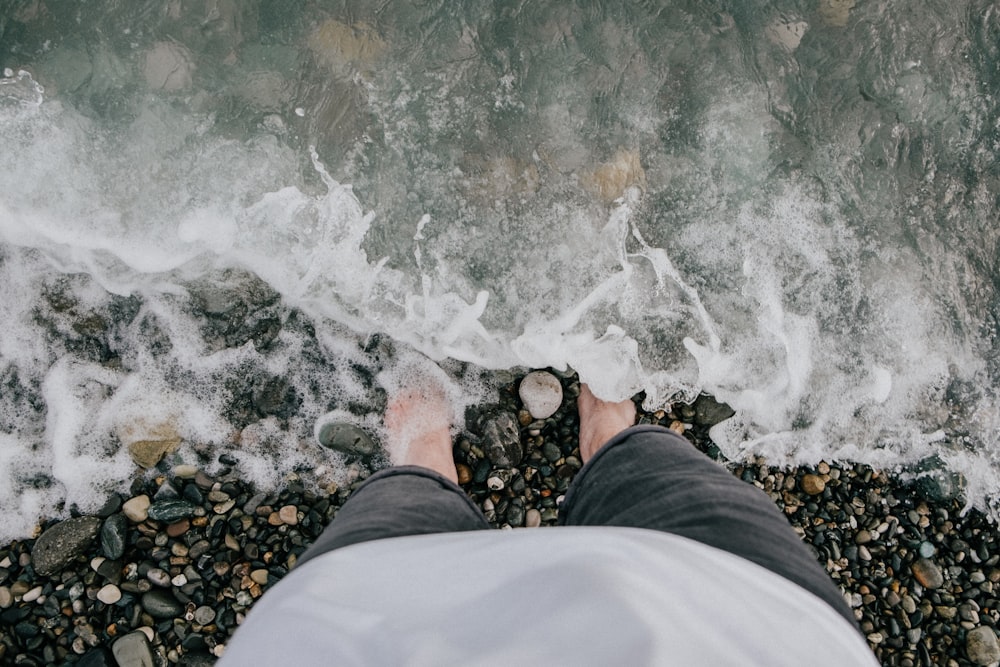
[1,372,997,666]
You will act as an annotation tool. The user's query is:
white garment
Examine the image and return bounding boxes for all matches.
[220,526,877,666]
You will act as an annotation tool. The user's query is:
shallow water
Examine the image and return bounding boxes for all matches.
[1,1,999,539]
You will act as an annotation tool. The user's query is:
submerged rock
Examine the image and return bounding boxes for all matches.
[317,421,377,458]
[691,394,736,427]
[31,516,101,576]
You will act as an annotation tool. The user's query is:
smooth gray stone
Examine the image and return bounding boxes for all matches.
[112,630,154,667]
[967,626,1000,666]
[317,422,376,457]
[31,516,102,576]
[101,514,127,560]
[141,590,184,619]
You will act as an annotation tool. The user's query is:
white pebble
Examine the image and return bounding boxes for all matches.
[518,371,563,419]
[22,586,43,602]
[487,476,505,491]
[171,574,188,587]
[97,584,122,605]
[294,107,305,117]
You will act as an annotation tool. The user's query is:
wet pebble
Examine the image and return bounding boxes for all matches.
[967,626,1000,665]
[518,371,563,419]
[31,516,102,576]
[96,584,121,605]
[141,590,184,618]
[912,559,944,589]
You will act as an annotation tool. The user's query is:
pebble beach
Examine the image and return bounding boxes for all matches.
[1,370,998,667]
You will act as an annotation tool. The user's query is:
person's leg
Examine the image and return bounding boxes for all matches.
[298,387,488,565]
[559,385,855,626]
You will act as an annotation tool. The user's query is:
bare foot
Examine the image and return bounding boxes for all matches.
[577,384,637,462]
[384,386,458,483]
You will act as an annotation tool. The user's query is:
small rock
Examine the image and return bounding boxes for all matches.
[912,559,944,589]
[112,630,155,667]
[542,441,562,463]
[147,500,196,523]
[506,504,525,527]
[456,463,472,485]
[967,626,1000,665]
[518,371,563,419]
[122,495,151,522]
[194,605,216,626]
[153,479,180,502]
[250,569,269,585]
[141,590,184,618]
[525,509,542,528]
[855,530,872,545]
[479,411,523,467]
[123,424,182,469]
[100,514,126,560]
[800,474,825,495]
[690,393,735,426]
[143,41,194,92]
[278,505,298,525]
[166,520,190,538]
[77,647,115,667]
[97,584,122,605]
[31,516,102,576]
[146,568,171,587]
[0,587,12,608]
[918,541,936,558]
[316,421,376,457]
[487,476,505,491]
[173,464,199,479]
[22,585,42,602]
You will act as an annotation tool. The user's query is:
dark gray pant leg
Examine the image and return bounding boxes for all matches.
[559,425,856,626]
[298,466,489,565]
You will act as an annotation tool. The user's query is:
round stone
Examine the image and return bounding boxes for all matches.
[250,569,269,586]
[194,606,216,626]
[487,476,505,491]
[967,626,1000,665]
[278,505,299,525]
[0,587,12,609]
[122,495,151,522]
[518,371,563,419]
[97,584,122,605]
[912,558,944,589]
[456,464,472,485]
[800,474,825,495]
[525,509,542,528]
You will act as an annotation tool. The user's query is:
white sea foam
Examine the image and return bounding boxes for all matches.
[0,11,997,546]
